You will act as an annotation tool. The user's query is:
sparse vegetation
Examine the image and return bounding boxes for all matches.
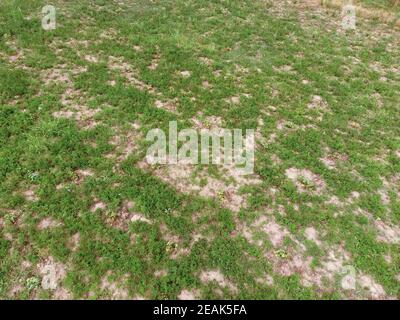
[0,0,399,300]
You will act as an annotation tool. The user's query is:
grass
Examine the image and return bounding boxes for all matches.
[0,0,399,300]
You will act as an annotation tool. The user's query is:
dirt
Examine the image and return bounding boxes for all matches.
[180,70,191,77]
[308,95,330,112]
[100,271,130,299]
[374,220,400,244]
[52,107,100,129]
[8,284,24,297]
[304,227,322,246]
[74,169,94,185]
[239,208,392,298]
[23,188,39,202]
[320,148,349,170]
[285,168,326,195]
[226,96,241,105]
[202,80,212,89]
[41,68,71,86]
[200,269,238,293]
[255,274,274,286]
[108,55,157,94]
[90,200,107,213]
[105,200,152,231]
[37,217,63,230]
[262,220,289,247]
[21,260,32,270]
[53,287,73,299]
[141,157,261,212]
[68,233,81,252]
[358,274,390,300]
[84,55,99,63]
[148,54,160,70]
[199,56,213,66]
[154,269,168,277]
[110,130,140,163]
[154,99,178,113]
[178,289,200,300]
[191,114,223,130]
[159,223,194,259]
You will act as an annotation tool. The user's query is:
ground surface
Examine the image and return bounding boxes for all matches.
[0,0,399,300]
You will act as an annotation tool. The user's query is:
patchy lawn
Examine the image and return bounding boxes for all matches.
[0,0,399,300]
